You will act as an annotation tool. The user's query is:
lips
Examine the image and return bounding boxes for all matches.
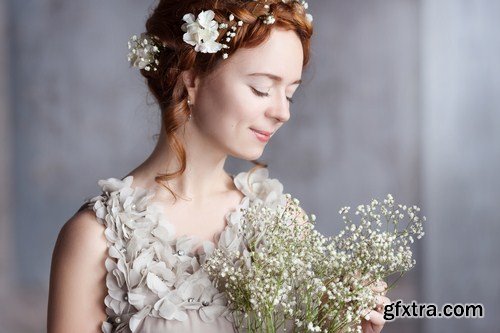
[251,128,273,143]
[251,128,273,137]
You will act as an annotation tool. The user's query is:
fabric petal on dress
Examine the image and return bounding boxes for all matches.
[101,321,113,333]
[199,304,228,322]
[89,167,287,332]
[146,272,170,296]
[129,305,152,332]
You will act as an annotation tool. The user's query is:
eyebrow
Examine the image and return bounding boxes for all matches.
[248,72,302,85]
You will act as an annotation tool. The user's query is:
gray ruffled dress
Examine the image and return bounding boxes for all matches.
[81,167,288,333]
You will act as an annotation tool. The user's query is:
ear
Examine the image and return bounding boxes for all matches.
[181,69,200,104]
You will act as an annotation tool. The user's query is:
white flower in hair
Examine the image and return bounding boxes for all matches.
[127,33,161,71]
[181,10,223,53]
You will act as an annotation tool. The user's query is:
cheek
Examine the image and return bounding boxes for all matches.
[200,81,261,126]
[225,84,265,123]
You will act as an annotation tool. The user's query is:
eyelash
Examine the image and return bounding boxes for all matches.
[251,87,294,104]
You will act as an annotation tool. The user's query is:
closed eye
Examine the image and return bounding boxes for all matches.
[251,87,294,104]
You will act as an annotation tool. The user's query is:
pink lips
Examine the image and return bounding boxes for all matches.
[251,128,272,142]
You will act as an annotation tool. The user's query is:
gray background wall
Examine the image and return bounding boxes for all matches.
[421,1,500,332]
[0,0,498,332]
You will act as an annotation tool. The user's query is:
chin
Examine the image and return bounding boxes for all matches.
[230,146,265,161]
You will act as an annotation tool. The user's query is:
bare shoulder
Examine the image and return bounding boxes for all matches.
[47,207,109,333]
[56,207,107,253]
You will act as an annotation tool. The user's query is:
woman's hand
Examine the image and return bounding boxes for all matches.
[360,280,390,333]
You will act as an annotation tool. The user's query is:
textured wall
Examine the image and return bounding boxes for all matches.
[3,0,498,332]
[0,0,12,306]
[9,0,156,286]
[5,1,158,331]
[421,0,500,331]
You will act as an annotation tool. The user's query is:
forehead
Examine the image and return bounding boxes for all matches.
[219,28,304,83]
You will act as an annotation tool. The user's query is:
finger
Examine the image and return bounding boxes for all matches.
[374,295,391,312]
[370,280,388,295]
[360,317,371,333]
[360,308,372,321]
[369,311,385,331]
[360,308,387,333]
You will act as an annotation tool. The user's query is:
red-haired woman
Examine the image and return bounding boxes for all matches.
[48,1,389,332]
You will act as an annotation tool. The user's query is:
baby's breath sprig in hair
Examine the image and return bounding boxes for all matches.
[127,33,161,71]
[258,0,313,24]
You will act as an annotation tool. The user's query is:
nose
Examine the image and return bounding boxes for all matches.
[267,93,290,123]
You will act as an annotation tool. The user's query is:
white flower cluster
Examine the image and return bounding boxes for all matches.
[127,33,161,71]
[261,14,276,25]
[181,10,226,55]
[203,193,426,333]
[181,10,247,60]
[127,0,313,69]
[204,194,318,331]
[280,0,313,22]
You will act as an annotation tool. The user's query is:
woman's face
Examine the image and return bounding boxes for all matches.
[186,27,304,161]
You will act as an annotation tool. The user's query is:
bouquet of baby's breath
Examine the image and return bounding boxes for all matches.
[203,193,426,333]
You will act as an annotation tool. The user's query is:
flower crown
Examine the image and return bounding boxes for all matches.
[127,0,312,71]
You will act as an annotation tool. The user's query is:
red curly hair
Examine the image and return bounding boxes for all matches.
[139,0,313,200]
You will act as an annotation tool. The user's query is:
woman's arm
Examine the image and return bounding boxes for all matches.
[47,209,109,333]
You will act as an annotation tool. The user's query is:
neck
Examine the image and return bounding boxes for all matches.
[127,121,234,202]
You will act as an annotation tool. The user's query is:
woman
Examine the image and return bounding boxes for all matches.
[47,0,390,332]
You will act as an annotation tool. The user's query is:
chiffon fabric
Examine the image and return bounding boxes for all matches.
[82,167,288,333]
